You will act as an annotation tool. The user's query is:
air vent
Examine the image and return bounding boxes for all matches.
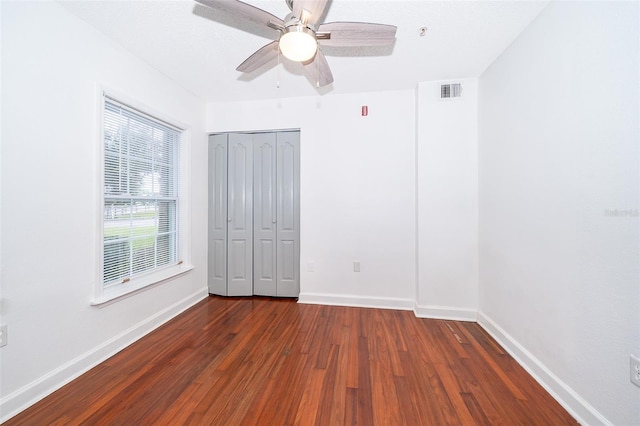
[441,83,461,98]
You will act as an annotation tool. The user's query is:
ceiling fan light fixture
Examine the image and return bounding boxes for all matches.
[279,25,317,62]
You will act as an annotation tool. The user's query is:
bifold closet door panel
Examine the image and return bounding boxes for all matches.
[276,131,300,297]
[207,134,228,296]
[253,133,278,296]
[227,133,254,296]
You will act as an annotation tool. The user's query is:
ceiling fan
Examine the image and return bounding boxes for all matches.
[195,0,397,88]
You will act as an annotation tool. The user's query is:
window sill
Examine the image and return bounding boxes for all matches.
[91,264,194,307]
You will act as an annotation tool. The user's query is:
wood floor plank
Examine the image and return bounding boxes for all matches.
[370,359,404,425]
[356,334,375,425]
[343,309,360,389]
[393,374,420,425]
[294,367,325,426]
[432,362,478,426]
[5,296,578,425]
[457,322,528,401]
[343,387,358,425]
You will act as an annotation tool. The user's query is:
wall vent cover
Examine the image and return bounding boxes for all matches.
[441,83,462,98]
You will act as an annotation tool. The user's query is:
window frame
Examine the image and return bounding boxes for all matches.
[92,87,193,306]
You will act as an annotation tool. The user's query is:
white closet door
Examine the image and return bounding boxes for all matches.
[276,131,300,297]
[207,134,227,295]
[227,133,253,296]
[253,133,277,296]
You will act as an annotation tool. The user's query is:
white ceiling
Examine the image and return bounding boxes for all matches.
[59,0,549,102]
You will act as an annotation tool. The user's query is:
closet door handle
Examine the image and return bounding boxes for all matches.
[228,218,232,222]
[272,219,276,223]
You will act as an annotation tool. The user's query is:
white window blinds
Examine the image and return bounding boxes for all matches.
[103,97,181,287]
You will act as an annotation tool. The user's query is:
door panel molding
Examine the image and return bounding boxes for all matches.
[227,134,253,296]
[253,133,278,296]
[207,134,228,295]
[276,131,300,297]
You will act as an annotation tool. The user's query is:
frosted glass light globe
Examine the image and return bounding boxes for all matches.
[279,25,317,62]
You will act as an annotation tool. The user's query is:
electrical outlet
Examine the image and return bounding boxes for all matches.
[353,261,360,272]
[631,354,640,388]
[0,325,7,348]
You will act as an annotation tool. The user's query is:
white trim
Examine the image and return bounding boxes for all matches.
[94,84,106,301]
[104,95,183,132]
[178,126,192,286]
[413,303,477,322]
[98,85,191,131]
[413,87,421,309]
[477,311,611,426]
[298,292,414,311]
[0,289,208,424]
[91,264,194,306]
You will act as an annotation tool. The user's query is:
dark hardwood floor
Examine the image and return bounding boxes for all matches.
[6,296,577,425]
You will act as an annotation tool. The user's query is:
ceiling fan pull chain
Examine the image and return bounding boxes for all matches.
[317,56,320,88]
[277,48,281,89]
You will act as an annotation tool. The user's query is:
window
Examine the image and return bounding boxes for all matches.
[100,95,185,295]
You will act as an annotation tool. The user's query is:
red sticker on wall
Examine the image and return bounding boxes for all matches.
[362,106,368,116]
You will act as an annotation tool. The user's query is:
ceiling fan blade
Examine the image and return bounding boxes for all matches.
[302,49,333,87]
[318,22,397,47]
[293,0,330,29]
[236,41,280,73]
[195,0,284,29]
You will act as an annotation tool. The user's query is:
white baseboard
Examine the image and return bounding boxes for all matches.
[477,311,610,426]
[298,292,414,311]
[413,304,477,321]
[0,289,208,423]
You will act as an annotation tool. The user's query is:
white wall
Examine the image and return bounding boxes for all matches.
[478,2,639,425]
[207,90,417,309]
[416,79,479,320]
[0,2,208,420]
